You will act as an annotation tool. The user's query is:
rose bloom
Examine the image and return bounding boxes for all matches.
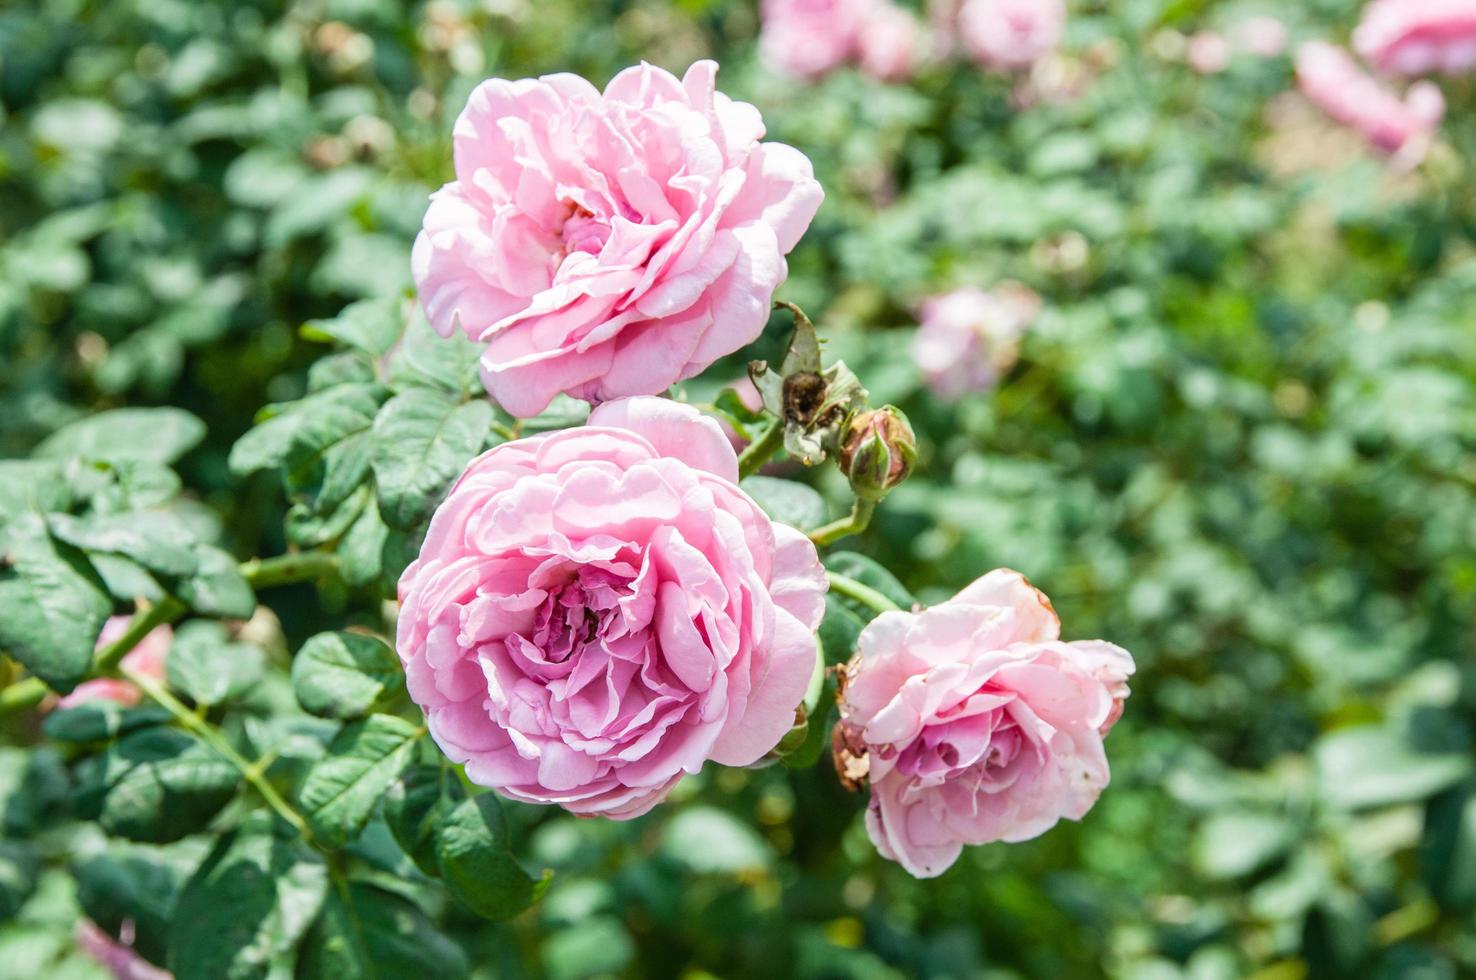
[912,284,1041,399]
[1187,30,1231,74]
[833,570,1134,878]
[1233,15,1288,58]
[857,3,926,81]
[761,0,924,81]
[1296,41,1446,162]
[412,61,823,417]
[957,0,1067,72]
[56,616,172,710]
[396,397,827,818]
[1354,0,1476,76]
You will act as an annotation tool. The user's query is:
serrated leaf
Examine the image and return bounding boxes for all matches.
[169,820,329,980]
[291,631,404,720]
[77,728,239,843]
[386,312,483,397]
[741,476,829,532]
[47,511,200,578]
[339,497,389,589]
[228,383,385,478]
[36,408,205,464]
[0,515,112,691]
[384,765,464,877]
[301,296,405,358]
[298,715,421,849]
[165,620,265,706]
[297,881,469,980]
[435,794,547,922]
[370,389,493,529]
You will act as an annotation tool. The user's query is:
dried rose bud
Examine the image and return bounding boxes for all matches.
[839,407,917,501]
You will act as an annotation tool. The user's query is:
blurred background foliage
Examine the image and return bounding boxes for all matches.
[3,0,1476,977]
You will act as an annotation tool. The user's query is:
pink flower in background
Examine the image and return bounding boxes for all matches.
[1187,31,1231,74]
[1296,41,1446,162]
[857,3,926,81]
[1354,0,1476,76]
[957,0,1066,71]
[56,616,172,710]
[1233,15,1288,58]
[396,397,827,819]
[912,284,1041,399]
[834,570,1134,878]
[413,61,823,417]
[760,0,924,81]
[76,920,171,980]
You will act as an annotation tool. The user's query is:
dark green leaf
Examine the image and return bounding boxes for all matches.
[1423,781,1476,911]
[291,631,404,720]
[176,544,256,619]
[370,388,493,529]
[435,793,547,921]
[76,728,239,843]
[0,843,39,922]
[297,881,468,980]
[0,514,112,691]
[74,842,201,966]
[42,703,171,743]
[823,551,917,620]
[740,476,830,532]
[818,595,867,665]
[298,715,421,849]
[169,820,328,980]
[228,383,385,479]
[384,765,464,877]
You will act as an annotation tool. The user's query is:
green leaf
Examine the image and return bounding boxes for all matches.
[228,383,385,479]
[176,544,256,619]
[0,748,69,838]
[165,620,265,706]
[90,553,166,603]
[0,462,70,523]
[36,408,205,464]
[291,631,404,720]
[0,515,112,691]
[297,881,469,980]
[383,765,464,876]
[86,460,182,515]
[370,388,494,529]
[386,312,483,397]
[42,703,171,743]
[0,843,40,922]
[823,551,917,619]
[543,916,636,980]
[660,806,774,876]
[1315,725,1472,811]
[740,476,830,531]
[76,728,240,843]
[818,595,866,665]
[1192,810,1295,880]
[74,842,201,966]
[298,715,421,849]
[435,793,548,921]
[169,820,329,980]
[301,296,405,358]
[286,486,370,549]
[47,511,200,577]
[1423,780,1476,911]
[339,498,390,589]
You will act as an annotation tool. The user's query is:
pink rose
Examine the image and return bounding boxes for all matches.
[957,0,1066,72]
[1296,42,1446,162]
[912,284,1040,399]
[760,0,870,79]
[857,4,926,81]
[834,570,1134,878]
[1233,15,1288,59]
[396,397,827,818]
[1187,31,1231,75]
[56,616,172,710]
[412,61,823,417]
[1354,0,1476,76]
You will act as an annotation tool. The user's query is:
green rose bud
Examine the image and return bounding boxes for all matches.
[839,407,917,501]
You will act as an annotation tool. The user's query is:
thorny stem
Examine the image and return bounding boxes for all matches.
[737,420,785,480]
[809,499,877,548]
[826,569,902,615]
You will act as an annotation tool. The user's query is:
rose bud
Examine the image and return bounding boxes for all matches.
[839,407,917,501]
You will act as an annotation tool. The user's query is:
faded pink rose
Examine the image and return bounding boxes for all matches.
[857,4,926,81]
[761,0,924,81]
[1233,15,1288,58]
[1296,42,1446,162]
[834,570,1134,878]
[56,617,172,710]
[1355,0,1476,76]
[912,284,1040,399]
[413,61,823,417]
[957,0,1066,72]
[396,397,827,818]
[1187,30,1231,75]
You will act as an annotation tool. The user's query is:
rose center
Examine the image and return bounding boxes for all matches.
[560,204,611,257]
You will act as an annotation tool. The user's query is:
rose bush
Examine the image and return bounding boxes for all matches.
[396,396,827,817]
[413,61,823,416]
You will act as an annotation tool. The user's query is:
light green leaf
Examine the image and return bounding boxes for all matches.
[176,544,256,619]
[741,476,830,532]
[370,388,493,529]
[291,631,404,720]
[165,620,265,706]
[0,515,112,691]
[386,312,483,398]
[47,511,200,578]
[1315,725,1472,811]
[298,715,422,849]
[36,408,205,464]
[660,806,774,876]
[301,296,405,358]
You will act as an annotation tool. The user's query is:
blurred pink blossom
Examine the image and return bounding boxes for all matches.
[957,0,1066,72]
[56,616,172,710]
[912,284,1041,399]
[1354,0,1476,76]
[760,0,925,81]
[1296,41,1446,163]
[1233,15,1288,58]
[1187,31,1232,74]
[858,3,926,81]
